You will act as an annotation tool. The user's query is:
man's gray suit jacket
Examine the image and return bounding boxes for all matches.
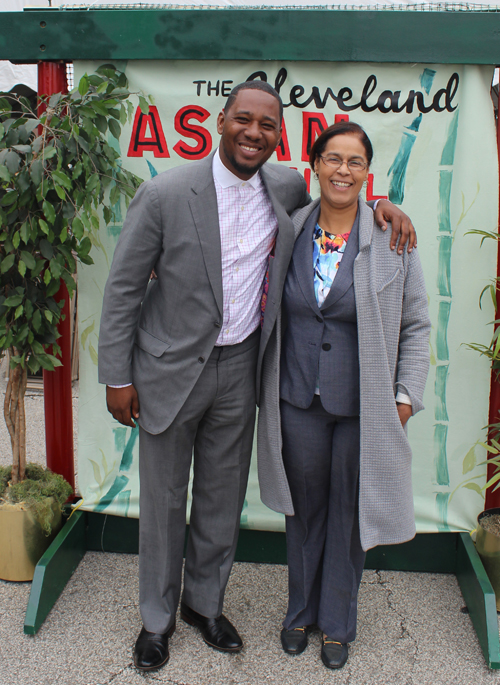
[98,151,309,435]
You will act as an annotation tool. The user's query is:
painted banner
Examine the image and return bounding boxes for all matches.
[75,60,498,533]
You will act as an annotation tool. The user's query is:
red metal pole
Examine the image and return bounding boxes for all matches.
[37,62,67,118]
[38,62,75,491]
[485,88,500,510]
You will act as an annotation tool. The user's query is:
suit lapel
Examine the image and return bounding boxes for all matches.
[320,212,360,311]
[292,204,321,315]
[259,165,297,346]
[188,153,223,317]
[260,164,296,292]
[357,196,375,251]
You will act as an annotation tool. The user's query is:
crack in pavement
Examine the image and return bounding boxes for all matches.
[105,662,134,683]
[150,678,194,685]
[102,664,195,685]
[375,570,419,685]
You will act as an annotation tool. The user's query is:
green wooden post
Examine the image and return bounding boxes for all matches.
[24,511,86,636]
[456,533,500,669]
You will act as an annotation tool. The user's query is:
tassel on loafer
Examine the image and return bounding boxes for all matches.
[280,626,308,655]
[321,636,349,669]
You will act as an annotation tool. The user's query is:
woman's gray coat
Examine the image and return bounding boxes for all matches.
[256,197,431,552]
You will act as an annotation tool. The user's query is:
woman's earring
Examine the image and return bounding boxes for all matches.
[314,172,319,181]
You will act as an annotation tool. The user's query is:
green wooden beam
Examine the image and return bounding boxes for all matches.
[237,530,457,569]
[85,512,289,562]
[365,531,458,573]
[1,8,500,64]
[86,511,458,571]
[236,529,288,564]
[23,509,500,670]
[86,510,139,554]
[24,510,86,636]
[456,532,500,670]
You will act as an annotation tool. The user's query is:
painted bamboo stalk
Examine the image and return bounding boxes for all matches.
[434,109,460,530]
[387,69,436,204]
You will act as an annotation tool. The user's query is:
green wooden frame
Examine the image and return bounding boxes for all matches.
[6,2,498,670]
[24,511,86,636]
[457,533,500,670]
[24,513,500,670]
[1,8,500,64]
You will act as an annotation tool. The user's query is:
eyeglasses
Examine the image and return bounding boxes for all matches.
[319,156,368,172]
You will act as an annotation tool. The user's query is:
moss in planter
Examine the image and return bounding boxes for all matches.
[0,464,73,536]
[480,514,500,537]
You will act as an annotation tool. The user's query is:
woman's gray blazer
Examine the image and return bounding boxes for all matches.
[257,197,431,551]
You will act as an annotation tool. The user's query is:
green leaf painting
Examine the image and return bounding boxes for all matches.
[463,445,477,475]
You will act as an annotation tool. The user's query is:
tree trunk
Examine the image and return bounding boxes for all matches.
[3,363,15,450]
[3,349,26,484]
[18,367,27,482]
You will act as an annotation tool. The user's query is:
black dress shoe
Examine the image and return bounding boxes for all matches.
[280,626,308,655]
[133,624,175,671]
[321,636,348,669]
[180,601,243,652]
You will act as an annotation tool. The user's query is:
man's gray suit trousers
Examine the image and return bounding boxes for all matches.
[138,329,259,634]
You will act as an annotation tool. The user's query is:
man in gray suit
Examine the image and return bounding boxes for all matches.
[98,81,414,672]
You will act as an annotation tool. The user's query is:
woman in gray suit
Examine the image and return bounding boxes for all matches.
[257,122,431,670]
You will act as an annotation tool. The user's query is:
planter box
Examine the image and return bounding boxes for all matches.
[0,499,62,581]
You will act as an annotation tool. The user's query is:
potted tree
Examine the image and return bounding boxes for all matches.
[0,64,147,580]
[464,227,500,607]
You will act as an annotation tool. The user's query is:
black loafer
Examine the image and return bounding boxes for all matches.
[321,636,348,669]
[180,601,243,652]
[280,626,308,655]
[133,623,175,671]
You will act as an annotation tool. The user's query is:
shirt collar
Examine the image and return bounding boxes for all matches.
[213,147,262,190]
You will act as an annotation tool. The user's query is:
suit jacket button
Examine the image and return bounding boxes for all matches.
[322,343,331,351]
[198,356,205,363]
[316,315,323,323]
[214,321,221,328]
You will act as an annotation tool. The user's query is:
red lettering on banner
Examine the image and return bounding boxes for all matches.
[366,173,388,201]
[334,114,350,123]
[127,106,170,158]
[276,117,291,162]
[173,105,212,160]
[302,112,328,162]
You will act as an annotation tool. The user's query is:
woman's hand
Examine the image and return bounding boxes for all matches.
[397,403,412,427]
[374,200,417,255]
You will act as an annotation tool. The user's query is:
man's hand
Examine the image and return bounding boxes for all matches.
[106,385,140,428]
[397,403,412,428]
[374,200,417,255]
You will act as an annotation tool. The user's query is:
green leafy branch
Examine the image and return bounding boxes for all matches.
[0,63,151,484]
[461,227,500,505]
[464,229,500,380]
